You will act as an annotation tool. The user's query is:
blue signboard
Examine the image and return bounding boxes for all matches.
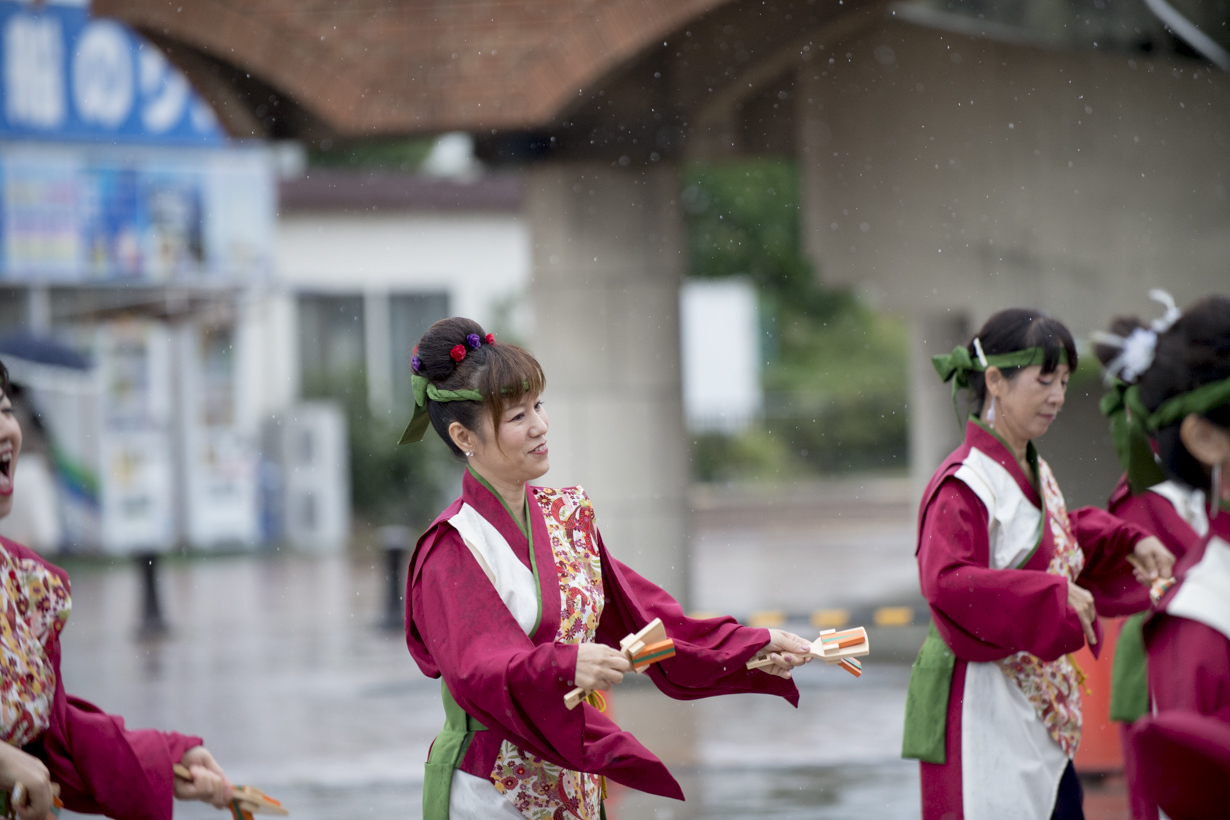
[0,0,225,145]
[0,143,274,283]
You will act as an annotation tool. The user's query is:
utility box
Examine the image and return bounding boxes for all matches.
[178,322,260,549]
[264,403,350,552]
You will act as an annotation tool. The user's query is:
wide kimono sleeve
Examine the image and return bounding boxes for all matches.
[1145,615,1230,723]
[411,526,680,795]
[1,538,202,820]
[28,643,202,820]
[1110,488,1197,562]
[1069,506,1151,617]
[918,477,1086,663]
[593,528,799,706]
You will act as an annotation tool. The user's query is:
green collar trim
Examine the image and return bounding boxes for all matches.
[971,416,1040,494]
[466,466,542,635]
[398,374,483,445]
[467,465,528,538]
[933,345,1070,428]
[971,417,1044,566]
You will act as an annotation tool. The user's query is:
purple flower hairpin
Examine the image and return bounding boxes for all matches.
[411,354,422,372]
[466,333,482,349]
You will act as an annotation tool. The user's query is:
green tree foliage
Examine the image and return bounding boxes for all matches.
[683,159,908,480]
[308,138,435,172]
[302,370,454,530]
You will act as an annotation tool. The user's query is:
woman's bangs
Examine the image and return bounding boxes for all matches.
[481,344,546,422]
[1028,319,1078,374]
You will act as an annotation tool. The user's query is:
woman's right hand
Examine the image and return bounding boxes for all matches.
[573,643,631,692]
[0,743,56,820]
[1066,580,1098,646]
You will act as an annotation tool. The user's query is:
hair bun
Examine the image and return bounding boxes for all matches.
[415,317,486,381]
[1094,316,1148,369]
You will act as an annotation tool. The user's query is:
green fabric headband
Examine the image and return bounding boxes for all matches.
[1100,381,1165,494]
[1101,374,1230,493]
[932,343,1070,428]
[1147,375,1230,432]
[398,373,483,445]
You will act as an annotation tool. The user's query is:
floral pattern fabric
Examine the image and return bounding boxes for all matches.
[0,548,71,747]
[491,487,605,820]
[996,459,1084,758]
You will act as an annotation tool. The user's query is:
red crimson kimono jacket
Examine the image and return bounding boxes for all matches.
[906,422,1148,820]
[1,537,202,820]
[1108,476,1206,569]
[1130,508,1230,820]
[1106,476,1206,820]
[404,469,798,805]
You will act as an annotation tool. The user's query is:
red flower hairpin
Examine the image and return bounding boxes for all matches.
[450,344,466,362]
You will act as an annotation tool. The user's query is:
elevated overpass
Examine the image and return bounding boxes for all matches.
[100,0,1230,600]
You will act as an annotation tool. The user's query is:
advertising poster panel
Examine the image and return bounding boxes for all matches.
[182,322,259,548]
[0,145,271,284]
[96,320,176,552]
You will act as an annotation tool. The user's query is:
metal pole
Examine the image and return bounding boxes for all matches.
[378,525,410,631]
[136,551,168,638]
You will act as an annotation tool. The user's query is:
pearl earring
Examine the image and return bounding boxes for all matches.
[465,451,473,458]
[987,397,996,430]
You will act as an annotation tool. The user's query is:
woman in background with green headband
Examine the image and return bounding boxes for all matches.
[1102,295,1230,820]
[1093,297,1207,820]
[902,308,1172,820]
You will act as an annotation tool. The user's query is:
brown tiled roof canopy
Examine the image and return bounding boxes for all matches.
[95,0,732,137]
[280,170,523,213]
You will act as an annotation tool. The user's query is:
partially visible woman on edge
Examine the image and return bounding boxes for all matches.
[400,317,812,820]
[901,308,1175,820]
[1101,295,1230,820]
[0,359,233,820]
[1092,292,1209,820]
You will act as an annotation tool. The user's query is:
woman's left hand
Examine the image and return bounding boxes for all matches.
[758,630,813,679]
[173,746,233,808]
[1131,536,1176,583]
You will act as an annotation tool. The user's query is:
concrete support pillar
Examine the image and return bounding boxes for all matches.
[26,286,50,332]
[241,288,299,417]
[526,162,690,604]
[364,289,392,416]
[908,312,970,501]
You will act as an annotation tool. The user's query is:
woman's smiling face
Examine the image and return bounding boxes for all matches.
[0,390,22,520]
[470,393,550,486]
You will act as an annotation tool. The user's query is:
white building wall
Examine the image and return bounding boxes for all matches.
[275,211,532,337]
[680,278,762,433]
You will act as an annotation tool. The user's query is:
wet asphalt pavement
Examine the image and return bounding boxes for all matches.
[54,479,924,819]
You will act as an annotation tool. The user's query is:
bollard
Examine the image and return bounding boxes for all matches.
[136,551,169,638]
[378,525,411,631]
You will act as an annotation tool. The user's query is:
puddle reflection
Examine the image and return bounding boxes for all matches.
[53,553,919,819]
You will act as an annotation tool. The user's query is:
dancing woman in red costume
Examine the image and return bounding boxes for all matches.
[400,317,812,820]
[902,308,1173,820]
[1097,295,1230,820]
[0,358,234,820]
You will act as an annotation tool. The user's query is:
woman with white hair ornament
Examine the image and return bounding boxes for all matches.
[1103,295,1230,820]
[901,308,1174,820]
[1093,291,1208,820]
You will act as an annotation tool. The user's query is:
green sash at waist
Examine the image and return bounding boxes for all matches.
[423,681,488,820]
[901,622,956,764]
[1109,612,1150,723]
